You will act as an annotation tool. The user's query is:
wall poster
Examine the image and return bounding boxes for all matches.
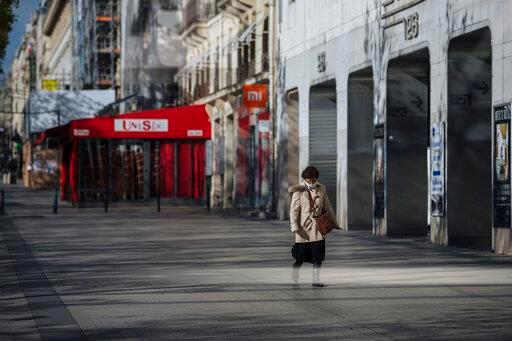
[493,103,512,228]
[431,122,445,216]
[374,123,385,218]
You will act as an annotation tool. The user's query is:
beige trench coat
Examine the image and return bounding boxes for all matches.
[289,182,338,243]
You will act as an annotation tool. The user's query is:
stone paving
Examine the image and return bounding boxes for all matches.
[1,184,512,340]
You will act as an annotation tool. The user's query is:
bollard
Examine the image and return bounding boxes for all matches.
[104,189,109,213]
[1,189,4,215]
[52,188,58,214]
[206,175,211,212]
[157,193,161,212]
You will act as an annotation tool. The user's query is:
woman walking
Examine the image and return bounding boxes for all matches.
[289,166,338,287]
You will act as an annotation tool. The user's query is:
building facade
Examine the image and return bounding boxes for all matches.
[8,0,74,136]
[40,0,73,90]
[3,1,121,181]
[72,0,121,93]
[178,0,276,212]
[276,0,512,254]
[121,0,184,111]
[9,23,33,137]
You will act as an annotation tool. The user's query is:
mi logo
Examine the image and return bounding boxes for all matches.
[243,84,268,108]
[247,91,262,101]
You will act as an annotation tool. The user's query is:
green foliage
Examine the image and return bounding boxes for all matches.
[0,0,20,75]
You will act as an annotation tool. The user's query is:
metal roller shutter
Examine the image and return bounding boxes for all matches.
[309,84,337,212]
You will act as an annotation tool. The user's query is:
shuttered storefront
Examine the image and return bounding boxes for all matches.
[309,82,337,212]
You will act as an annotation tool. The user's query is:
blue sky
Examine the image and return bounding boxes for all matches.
[1,1,41,77]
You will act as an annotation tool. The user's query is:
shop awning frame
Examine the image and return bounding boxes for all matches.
[39,104,211,143]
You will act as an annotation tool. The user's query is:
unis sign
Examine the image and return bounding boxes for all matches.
[114,119,169,132]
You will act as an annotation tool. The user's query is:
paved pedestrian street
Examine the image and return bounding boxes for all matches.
[1,185,512,340]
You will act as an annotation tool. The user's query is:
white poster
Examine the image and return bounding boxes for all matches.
[431,122,445,216]
[493,103,512,227]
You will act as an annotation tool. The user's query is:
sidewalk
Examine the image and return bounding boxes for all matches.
[0,224,40,340]
[1,185,512,340]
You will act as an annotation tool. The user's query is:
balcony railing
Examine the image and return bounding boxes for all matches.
[200,83,209,98]
[225,70,234,87]
[182,0,216,32]
[193,82,210,100]
[237,65,247,82]
[216,0,254,13]
[262,53,269,72]
[159,0,178,11]
[98,68,112,81]
[96,4,112,17]
[97,38,112,52]
[182,91,194,104]
[237,61,256,82]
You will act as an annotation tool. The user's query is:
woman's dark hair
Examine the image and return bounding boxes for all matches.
[301,166,319,179]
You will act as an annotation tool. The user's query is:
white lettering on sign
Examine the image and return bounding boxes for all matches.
[247,91,262,102]
[187,130,203,137]
[74,129,90,137]
[114,119,168,132]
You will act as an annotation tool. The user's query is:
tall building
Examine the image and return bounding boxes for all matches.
[9,23,33,136]
[0,80,13,170]
[40,0,73,90]
[177,0,276,212]
[121,0,184,111]
[276,0,512,255]
[72,0,121,93]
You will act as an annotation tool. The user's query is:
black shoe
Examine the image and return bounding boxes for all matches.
[312,283,325,287]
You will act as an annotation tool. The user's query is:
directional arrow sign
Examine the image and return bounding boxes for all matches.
[410,95,423,109]
[475,81,490,95]
[389,107,407,117]
[450,94,471,105]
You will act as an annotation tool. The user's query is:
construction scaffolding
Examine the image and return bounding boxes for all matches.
[73,0,120,91]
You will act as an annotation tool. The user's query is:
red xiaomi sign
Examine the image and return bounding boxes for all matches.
[243,84,268,108]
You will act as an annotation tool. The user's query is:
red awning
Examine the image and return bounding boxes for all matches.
[40,105,211,142]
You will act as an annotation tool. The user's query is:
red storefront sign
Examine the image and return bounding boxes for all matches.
[38,105,211,203]
[41,105,211,141]
[113,119,169,132]
[242,84,268,108]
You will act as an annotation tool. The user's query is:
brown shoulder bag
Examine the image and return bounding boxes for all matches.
[306,189,336,235]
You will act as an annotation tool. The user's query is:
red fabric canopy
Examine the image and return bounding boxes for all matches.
[42,104,211,142]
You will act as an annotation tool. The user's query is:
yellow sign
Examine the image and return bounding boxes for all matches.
[42,79,59,91]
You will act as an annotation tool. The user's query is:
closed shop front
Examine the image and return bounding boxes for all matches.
[309,80,337,211]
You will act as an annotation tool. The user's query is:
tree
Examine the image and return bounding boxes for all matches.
[0,0,20,74]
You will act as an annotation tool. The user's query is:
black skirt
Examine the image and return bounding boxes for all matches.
[291,240,325,264]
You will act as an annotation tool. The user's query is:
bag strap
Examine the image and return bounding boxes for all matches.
[306,188,328,216]
[306,189,316,214]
